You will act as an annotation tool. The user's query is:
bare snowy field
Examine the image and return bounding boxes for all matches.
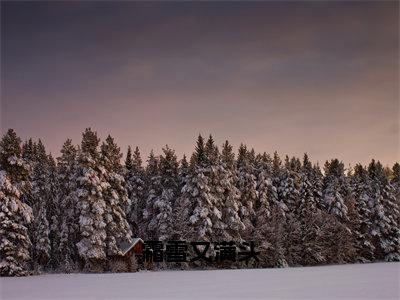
[1,262,399,300]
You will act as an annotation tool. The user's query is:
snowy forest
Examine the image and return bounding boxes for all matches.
[0,128,399,277]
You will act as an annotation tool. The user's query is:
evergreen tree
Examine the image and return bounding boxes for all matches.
[0,171,33,276]
[30,140,51,270]
[183,135,214,241]
[298,154,318,217]
[0,130,33,276]
[350,164,375,261]
[178,155,190,190]
[125,146,146,236]
[322,159,350,221]
[191,134,206,167]
[32,204,51,270]
[312,163,324,209]
[148,146,179,241]
[253,153,272,241]
[252,153,275,265]
[173,155,192,240]
[204,136,226,241]
[261,206,287,267]
[221,141,235,171]
[296,154,327,265]
[236,144,258,240]
[368,160,400,261]
[270,151,288,215]
[57,139,79,271]
[220,141,244,241]
[278,156,301,214]
[74,128,108,271]
[46,154,61,269]
[100,135,133,256]
[125,146,133,173]
[143,150,162,240]
[0,129,30,192]
[22,139,35,165]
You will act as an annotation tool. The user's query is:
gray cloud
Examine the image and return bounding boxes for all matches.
[1,1,398,165]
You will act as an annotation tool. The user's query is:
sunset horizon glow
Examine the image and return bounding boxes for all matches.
[1,1,399,167]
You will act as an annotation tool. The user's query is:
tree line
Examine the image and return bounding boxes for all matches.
[0,128,399,276]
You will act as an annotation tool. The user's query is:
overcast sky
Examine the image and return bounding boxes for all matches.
[1,1,398,166]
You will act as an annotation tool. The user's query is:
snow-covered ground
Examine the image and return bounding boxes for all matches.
[1,262,399,300]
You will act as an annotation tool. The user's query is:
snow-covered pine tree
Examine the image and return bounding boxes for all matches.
[142,150,161,240]
[311,163,324,209]
[204,136,227,241]
[30,140,51,271]
[20,139,36,257]
[261,151,288,267]
[220,141,244,242]
[125,146,146,237]
[22,139,35,167]
[321,160,357,262]
[253,152,272,240]
[0,129,33,276]
[278,157,303,265]
[236,144,258,240]
[298,154,317,217]
[368,160,400,261]
[248,148,256,168]
[20,140,39,254]
[349,164,375,262]
[172,155,192,240]
[0,129,31,194]
[56,139,79,272]
[125,146,134,172]
[252,152,275,266]
[221,141,235,171]
[178,155,190,191]
[264,211,289,267]
[322,159,350,221]
[270,151,288,216]
[46,154,62,269]
[32,204,50,270]
[74,128,108,271]
[278,156,301,214]
[100,135,133,257]
[296,154,327,265]
[0,171,33,276]
[147,146,179,241]
[183,135,214,241]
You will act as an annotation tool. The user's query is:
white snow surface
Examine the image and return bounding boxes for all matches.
[1,262,399,300]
